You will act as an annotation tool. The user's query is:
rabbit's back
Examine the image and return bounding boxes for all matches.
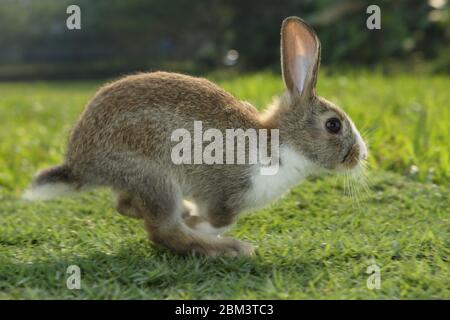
[65,72,261,196]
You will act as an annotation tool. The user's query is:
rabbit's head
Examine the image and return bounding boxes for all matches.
[277,17,367,171]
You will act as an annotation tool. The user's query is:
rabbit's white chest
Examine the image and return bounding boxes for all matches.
[244,146,315,210]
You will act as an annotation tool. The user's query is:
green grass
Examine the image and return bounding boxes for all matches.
[0,71,449,299]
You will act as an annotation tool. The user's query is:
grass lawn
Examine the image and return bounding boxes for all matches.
[0,71,448,299]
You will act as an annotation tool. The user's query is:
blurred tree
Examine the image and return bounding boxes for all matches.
[0,0,448,79]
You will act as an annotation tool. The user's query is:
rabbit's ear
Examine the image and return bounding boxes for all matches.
[281,17,320,98]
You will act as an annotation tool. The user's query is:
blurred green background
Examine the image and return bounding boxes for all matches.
[0,0,449,80]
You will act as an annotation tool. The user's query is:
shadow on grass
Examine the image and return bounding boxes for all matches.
[1,241,321,298]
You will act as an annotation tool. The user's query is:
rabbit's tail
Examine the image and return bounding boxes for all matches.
[22,164,82,201]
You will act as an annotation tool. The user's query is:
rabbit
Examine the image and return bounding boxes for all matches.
[23,17,367,257]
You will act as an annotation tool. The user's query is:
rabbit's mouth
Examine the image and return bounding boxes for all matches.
[341,144,360,169]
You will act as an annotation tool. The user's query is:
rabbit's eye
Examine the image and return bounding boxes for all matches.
[325,118,341,134]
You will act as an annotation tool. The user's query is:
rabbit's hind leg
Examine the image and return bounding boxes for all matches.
[131,178,254,257]
[96,154,253,257]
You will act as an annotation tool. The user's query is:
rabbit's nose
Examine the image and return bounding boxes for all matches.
[354,132,368,161]
[360,150,367,160]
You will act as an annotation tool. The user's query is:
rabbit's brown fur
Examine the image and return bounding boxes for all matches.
[24,17,367,257]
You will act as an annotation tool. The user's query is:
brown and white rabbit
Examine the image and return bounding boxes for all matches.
[24,17,367,257]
